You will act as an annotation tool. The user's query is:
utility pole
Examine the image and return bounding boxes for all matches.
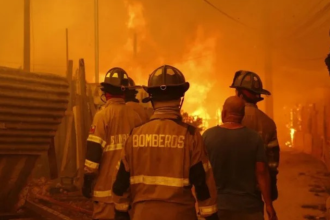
[23,0,31,72]
[66,29,69,68]
[94,0,99,83]
[263,0,274,119]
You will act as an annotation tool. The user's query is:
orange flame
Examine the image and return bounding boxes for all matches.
[217,108,222,125]
[285,108,295,148]
[102,1,223,130]
[175,27,219,129]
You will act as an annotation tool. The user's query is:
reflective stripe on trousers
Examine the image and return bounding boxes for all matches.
[94,190,112,198]
[85,159,99,169]
[130,175,190,187]
[199,205,218,215]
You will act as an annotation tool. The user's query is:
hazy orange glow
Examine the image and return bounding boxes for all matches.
[98,1,224,129]
[1,0,329,140]
[217,108,222,125]
[174,27,220,129]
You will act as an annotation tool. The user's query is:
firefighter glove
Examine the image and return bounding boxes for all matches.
[270,171,278,201]
[82,173,95,199]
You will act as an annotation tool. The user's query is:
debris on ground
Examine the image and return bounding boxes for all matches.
[17,177,93,220]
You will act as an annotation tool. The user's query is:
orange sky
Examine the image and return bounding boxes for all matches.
[1,0,330,141]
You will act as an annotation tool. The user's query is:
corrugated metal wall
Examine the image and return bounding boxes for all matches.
[0,155,38,212]
[0,67,69,154]
[0,67,69,212]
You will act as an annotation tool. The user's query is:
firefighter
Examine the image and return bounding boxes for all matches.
[325,31,330,74]
[325,53,330,74]
[230,70,280,201]
[125,77,150,123]
[82,67,143,220]
[112,65,218,220]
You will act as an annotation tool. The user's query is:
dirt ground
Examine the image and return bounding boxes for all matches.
[274,148,330,220]
[27,148,330,220]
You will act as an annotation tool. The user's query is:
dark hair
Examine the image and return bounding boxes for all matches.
[148,86,185,101]
[125,89,139,102]
[102,85,126,96]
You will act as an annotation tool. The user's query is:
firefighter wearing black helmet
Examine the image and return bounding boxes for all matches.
[125,77,150,123]
[82,67,142,220]
[112,65,218,220]
[230,70,280,201]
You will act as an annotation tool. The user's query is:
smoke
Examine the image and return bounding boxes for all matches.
[1,0,330,139]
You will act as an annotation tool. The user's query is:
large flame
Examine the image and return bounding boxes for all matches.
[101,1,223,130]
[174,27,220,129]
[123,0,146,54]
[99,0,149,83]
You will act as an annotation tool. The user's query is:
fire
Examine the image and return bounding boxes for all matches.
[285,107,296,148]
[100,1,224,130]
[290,128,295,147]
[110,0,165,85]
[175,27,220,129]
[192,107,211,129]
[217,108,222,125]
[125,1,146,30]
[123,0,146,54]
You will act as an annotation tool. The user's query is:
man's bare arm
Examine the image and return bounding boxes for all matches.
[256,162,272,206]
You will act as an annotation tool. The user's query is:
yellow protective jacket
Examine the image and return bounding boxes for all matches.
[112,108,218,220]
[84,98,142,204]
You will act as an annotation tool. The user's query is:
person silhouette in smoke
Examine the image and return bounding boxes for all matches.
[325,30,330,74]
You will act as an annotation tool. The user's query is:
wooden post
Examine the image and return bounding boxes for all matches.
[75,59,88,187]
[87,85,97,120]
[59,60,74,175]
[60,115,74,174]
[67,61,74,110]
[94,0,99,83]
[48,137,58,179]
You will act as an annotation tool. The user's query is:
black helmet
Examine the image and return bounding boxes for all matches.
[143,65,189,100]
[125,77,140,102]
[101,67,129,94]
[230,70,271,95]
[128,77,142,90]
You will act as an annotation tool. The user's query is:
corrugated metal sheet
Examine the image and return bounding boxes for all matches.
[0,67,69,212]
[0,67,69,153]
[0,155,38,212]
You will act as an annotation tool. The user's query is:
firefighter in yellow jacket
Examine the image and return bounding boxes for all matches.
[112,65,219,220]
[125,77,150,123]
[230,70,280,201]
[82,67,142,220]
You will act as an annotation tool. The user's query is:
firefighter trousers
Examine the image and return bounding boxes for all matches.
[131,201,198,220]
[93,201,115,220]
[218,210,264,220]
